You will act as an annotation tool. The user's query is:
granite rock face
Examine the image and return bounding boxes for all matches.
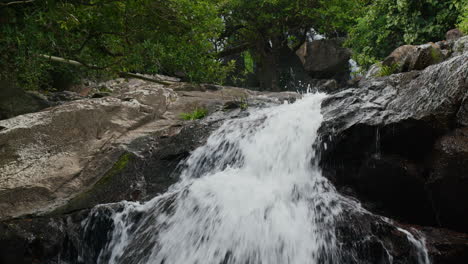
[320,52,468,232]
[0,79,298,220]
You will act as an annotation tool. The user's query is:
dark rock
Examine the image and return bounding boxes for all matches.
[0,81,51,120]
[427,128,468,232]
[423,226,468,264]
[297,39,351,82]
[446,29,464,41]
[3,196,467,264]
[91,92,111,98]
[355,154,434,224]
[47,91,84,102]
[320,53,468,230]
[457,90,468,126]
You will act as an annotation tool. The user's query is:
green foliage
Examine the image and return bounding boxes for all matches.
[376,63,400,77]
[239,102,248,110]
[347,0,464,68]
[0,0,231,90]
[458,2,468,33]
[236,96,249,110]
[243,51,254,74]
[180,108,208,120]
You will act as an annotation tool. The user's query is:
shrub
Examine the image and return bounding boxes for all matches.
[376,63,400,77]
[346,0,463,68]
[458,2,468,33]
[180,108,208,120]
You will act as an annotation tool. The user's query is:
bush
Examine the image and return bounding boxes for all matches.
[346,0,464,68]
[180,108,208,120]
[458,2,468,33]
[376,63,400,77]
[0,0,232,91]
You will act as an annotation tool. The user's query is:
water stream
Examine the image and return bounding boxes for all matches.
[82,93,430,264]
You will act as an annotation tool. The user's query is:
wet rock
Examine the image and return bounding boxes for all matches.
[457,91,468,126]
[297,38,351,82]
[3,198,467,264]
[423,226,468,264]
[427,128,468,232]
[309,79,339,93]
[0,78,299,220]
[320,53,468,230]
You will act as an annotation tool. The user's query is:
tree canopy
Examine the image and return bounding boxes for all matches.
[0,0,230,90]
[0,0,466,91]
[346,0,466,67]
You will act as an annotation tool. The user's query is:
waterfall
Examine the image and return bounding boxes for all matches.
[82,93,430,264]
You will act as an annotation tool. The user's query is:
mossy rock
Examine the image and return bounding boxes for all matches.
[50,152,135,215]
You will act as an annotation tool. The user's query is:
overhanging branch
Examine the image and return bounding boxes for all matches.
[39,54,172,85]
[0,0,35,6]
[216,43,252,58]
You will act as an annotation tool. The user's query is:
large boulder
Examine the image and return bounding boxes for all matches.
[446,28,464,41]
[0,79,299,220]
[0,81,52,120]
[381,43,444,74]
[427,128,468,232]
[320,53,468,231]
[296,38,351,82]
[452,36,468,57]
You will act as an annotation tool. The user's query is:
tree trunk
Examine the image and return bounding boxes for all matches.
[255,38,280,92]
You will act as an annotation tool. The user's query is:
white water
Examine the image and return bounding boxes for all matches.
[85,93,431,264]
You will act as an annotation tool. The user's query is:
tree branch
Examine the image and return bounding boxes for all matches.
[216,43,252,58]
[38,54,172,85]
[0,0,35,6]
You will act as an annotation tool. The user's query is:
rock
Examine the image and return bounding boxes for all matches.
[381,43,444,74]
[446,28,464,41]
[365,63,382,78]
[411,43,444,70]
[427,128,468,232]
[297,38,351,82]
[0,78,300,220]
[457,91,468,126]
[47,91,84,102]
[2,194,467,264]
[308,79,339,93]
[423,226,468,264]
[320,53,468,230]
[0,81,52,120]
[382,45,418,72]
[452,36,468,56]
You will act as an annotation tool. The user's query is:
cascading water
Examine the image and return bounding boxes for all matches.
[81,93,431,264]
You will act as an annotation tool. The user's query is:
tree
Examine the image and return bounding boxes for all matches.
[346,0,464,68]
[0,0,231,90]
[216,0,364,91]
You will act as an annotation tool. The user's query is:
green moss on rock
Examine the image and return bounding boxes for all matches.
[49,152,134,215]
[94,153,132,187]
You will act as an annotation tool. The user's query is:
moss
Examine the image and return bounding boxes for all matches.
[430,47,443,62]
[48,152,134,215]
[95,152,132,187]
